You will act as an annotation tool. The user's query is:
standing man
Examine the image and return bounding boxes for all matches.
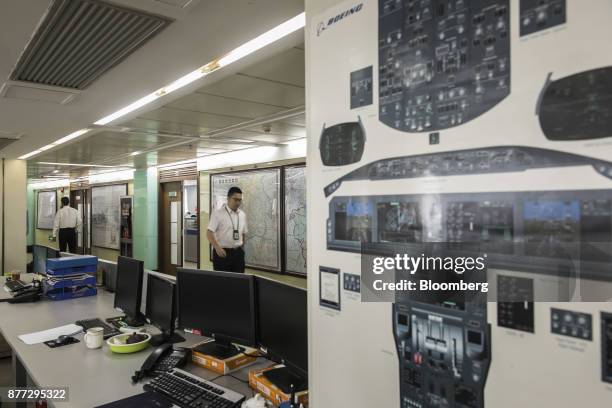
[207,187,248,273]
[52,197,81,253]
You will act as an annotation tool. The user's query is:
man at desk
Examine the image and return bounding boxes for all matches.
[207,186,248,273]
[52,196,81,253]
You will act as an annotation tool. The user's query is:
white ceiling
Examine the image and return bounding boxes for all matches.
[0,0,305,178]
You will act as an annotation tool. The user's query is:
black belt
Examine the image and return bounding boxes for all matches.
[222,247,243,252]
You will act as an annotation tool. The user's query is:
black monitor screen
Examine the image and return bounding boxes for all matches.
[177,269,255,347]
[32,245,47,274]
[146,274,175,333]
[47,247,59,259]
[114,256,144,319]
[256,277,308,377]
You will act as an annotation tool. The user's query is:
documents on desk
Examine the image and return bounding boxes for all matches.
[18,323,83,345]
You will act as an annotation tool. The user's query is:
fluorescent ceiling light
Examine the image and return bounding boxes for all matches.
[88,169,135,184]
[163,69,206,94]
[18,128,90,160]
[19,150,42,160]
[156,159,197,170]
[28,178,70,189]
[94,93,160,126]
[130,151,142,156]
[51,128,90,145]
[94,12,305,126]
[37,162,125,168]
[218,13,305,67]
[19,12,305,159]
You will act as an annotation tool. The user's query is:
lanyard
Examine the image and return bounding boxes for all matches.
[225,205,239,231]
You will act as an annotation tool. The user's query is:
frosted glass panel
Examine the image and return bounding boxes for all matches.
[171,244,178,265]
[171,201,178,222]
[170,223,178,244]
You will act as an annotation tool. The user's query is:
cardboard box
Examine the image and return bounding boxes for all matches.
[248,364,309,407]
[191,342,257,375]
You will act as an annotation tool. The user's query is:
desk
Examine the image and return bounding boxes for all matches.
[0,277,272,407]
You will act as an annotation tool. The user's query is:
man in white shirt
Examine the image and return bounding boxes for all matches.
[52,197,81,253]
[207,186,248,273]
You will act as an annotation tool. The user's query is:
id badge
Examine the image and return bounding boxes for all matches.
[233,230,240,241]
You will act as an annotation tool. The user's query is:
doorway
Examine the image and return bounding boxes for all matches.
[182,180,198,270]
[69,189,90,255]
[160,181,182,275]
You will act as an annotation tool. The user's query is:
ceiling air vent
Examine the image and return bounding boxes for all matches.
[159,165,197,181]
[11,0,172,90]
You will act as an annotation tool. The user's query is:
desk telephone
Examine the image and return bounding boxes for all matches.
[132,343,190,383]
[6,280,42,304]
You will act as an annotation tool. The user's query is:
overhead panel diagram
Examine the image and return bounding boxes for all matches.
[379,0,511,132]
[538,67,612,141]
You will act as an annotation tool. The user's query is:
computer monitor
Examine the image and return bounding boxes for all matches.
[114,256,145,326]
[47,247,59,259]
[177,268,256,359]
[145,274,184,346]
[256,277,308,393]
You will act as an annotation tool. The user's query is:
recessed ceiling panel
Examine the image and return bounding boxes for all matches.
[238,46,305,87]
[35,131,175,163]
[166,92,285,119]
[121,118,208,135]
[197,74,304,108]
[139,107,249,129]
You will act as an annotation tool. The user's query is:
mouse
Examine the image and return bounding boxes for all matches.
[55,335,69,345]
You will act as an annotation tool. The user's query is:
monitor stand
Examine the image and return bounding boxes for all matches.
[150,331,186,347]
[262,366,307,394]
[194,339,244,360]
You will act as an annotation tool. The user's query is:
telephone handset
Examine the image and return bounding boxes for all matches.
[131,343,190,383]
[8,282,42,304]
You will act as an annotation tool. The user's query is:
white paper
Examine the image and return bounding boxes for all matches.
[18,324,83,345]
[321,271,340,304]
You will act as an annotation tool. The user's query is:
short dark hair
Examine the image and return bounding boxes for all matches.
[61,197,70,206]
[227,186,242,197]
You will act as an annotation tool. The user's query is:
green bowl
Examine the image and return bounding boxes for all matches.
[106,333,151,354]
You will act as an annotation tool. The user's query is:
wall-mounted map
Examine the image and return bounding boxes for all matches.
[211,169,280,271]
[37,190,57,230]
[91,184,127,250]
[284,166,307,274]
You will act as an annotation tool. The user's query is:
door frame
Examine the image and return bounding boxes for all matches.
[69,189,89,254]
[158,181,183,276]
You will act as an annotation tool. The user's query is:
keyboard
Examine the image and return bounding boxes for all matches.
[75,318,121,339]
[5,280,28,292]
[144,368,245,408]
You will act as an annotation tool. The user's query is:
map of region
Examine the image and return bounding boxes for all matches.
[91,184,126,249]
[211,169,280,270]
[285,166,307,274]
